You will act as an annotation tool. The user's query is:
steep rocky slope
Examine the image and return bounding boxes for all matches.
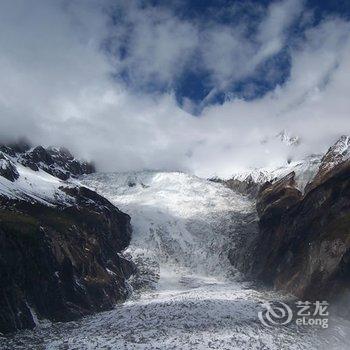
[0,141,95,181]
[217,154,321,197]
[0,142,134,334]
[233,136,350,316]
[305,135,350,193]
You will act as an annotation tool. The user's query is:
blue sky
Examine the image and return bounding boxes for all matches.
[105,0,350,114]
[0,0,349,176]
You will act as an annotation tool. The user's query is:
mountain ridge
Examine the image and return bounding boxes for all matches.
[0,142,134,334]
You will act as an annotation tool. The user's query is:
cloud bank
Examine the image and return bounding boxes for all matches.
[0,0,349,178]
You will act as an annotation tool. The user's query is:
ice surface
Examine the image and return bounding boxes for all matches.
[82,171,255,279]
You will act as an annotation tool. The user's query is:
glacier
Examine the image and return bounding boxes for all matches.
[1,171,349,349]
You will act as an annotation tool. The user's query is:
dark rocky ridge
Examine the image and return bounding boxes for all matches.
[0,141,95,180]
[305,135,350,193]
[0,154,19,182]
[230,136,350,316]
[0,143,135,334]
[210,176,262,198]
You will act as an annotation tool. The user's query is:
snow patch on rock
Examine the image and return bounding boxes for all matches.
[229,154,322,193]
[0,161,74,206]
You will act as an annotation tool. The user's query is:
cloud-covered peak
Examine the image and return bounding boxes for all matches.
[0,0,349,177]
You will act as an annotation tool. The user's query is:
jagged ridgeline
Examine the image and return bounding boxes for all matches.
[229,135,350,317]
[0,141,135,333]
[0,140,95,181]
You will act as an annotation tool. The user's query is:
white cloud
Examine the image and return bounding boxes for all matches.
[257,0,303,56]
[109,0,303,95]
[196,0,304,106]
[107,2,199,88]
[0,0,349,178]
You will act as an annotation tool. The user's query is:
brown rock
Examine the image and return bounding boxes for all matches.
[0,186,133,333]
[251,160,350,315]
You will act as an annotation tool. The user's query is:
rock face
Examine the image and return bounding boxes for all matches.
[209,174,264,198]
[222,176,262,198]
[217,154,321,198]
[19,146,95,180]
[0,143,135,334]
[305,135,350,193]
[243,136,350,315]
[256,172,302,218]
[0,155,19,182]
[0,142,95,180]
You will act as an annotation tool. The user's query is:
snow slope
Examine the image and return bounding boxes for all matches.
[0,161,73,205]
[0,144,94,206]
[2,171,349,349]
[229,154,322,193]
[228,135,350,194]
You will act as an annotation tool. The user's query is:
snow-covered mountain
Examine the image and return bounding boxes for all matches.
[0,160,72,205]
[249,136,350,318]
[275,130,300,147]
[223,135,350,196]
[224,154,321,195]
[0,143,94,205]
[306,135,350,192]
[260,129,301,147]
[322,135,350,166]
[0,143,134,334]
[0,143,94,180]
[3,169,347,349]
[1,138,350,348]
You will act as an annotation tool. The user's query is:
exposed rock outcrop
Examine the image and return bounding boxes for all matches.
[0,155,19,182]
[209,174,264,198]
[256,172,303,218]
[215,154,321,198]
[305,135,350,193]
[0,143,135,334]
[0,139,31,156]
[255,163,350,298]
[0,189,133,333]
[223,176,262,198]
[0,141,95,180]
[19,146,95,180]
[239,136,350,316]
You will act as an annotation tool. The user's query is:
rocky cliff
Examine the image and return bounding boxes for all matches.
[0,141,95,181]
[235,136,350,316]
[0,142,134,334]
[217,154,321,198]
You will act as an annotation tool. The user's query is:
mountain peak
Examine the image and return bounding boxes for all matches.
[0,143,96,205]
[302,135,350,193]
[319,135,350,172]
[276,130,300,147]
